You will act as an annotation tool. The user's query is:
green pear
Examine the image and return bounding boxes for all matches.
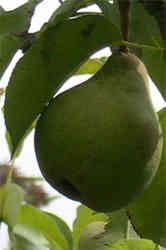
[34,51,163,212]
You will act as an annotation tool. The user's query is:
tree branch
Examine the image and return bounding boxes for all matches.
[118,0,131,52]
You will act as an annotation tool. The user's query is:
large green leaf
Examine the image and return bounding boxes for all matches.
[47,212,73,250]
[0,0,44,80]
[15,204,69,249]
[0,0,44,35]
[47,0,111,28]
[137,0,166,48]
[9,233,48,250]
[130,0,161,46]
[48,0,86,27]
[5,13,121,156]
[106,209,138,242]
[128,107,166,247]
[93,1,120,32]
[73,205,108,250]
[78,212,140,250]
[142,47,166,100]
[78,218,138,250]
[94,0,117,25]
[79,221,109,250]
[0,34,22,79]
[78,209,139,250]
[129,0,166,100]
[108,239,157,250]
[0,183,24,227]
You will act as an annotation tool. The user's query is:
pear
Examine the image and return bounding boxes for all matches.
[34,51,163,212]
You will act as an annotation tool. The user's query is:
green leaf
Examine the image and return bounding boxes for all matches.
[130,0,161,46]
[78,216,138,250]
[73,205,108,250]
[128,107,166,247]
[47,212,73,250]
[13,225,50,249]
[16,204,68,249]
[5,129,24,159]
[0,0,43,80]
[47,0,111,28]
[5,120,35,160]
[76,0,96,10]
[0,183,24,227]
[129,1,166,100]
[106,209,138,242]
[138,0,166,48]
[76,58,107,75]
[5,13,121,156]
[0,34,22,79]
[9,233,49,250]
[78,209,139,250]
[94,0,118,25]
[48,0,84,26]
[108,239,156,250]
[0,0,44,35]
[94,1,121,32]
[142,48,166,101]
[79,221,109,250]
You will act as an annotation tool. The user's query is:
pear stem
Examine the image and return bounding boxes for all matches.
[118,0,131,52]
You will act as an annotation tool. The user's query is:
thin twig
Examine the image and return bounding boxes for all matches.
[121,40,164,51]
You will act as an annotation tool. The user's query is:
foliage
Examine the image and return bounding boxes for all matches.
[0,0,166,249]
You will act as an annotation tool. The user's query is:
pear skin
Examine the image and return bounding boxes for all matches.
[35,51,163,212]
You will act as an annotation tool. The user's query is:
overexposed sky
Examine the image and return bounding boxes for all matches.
[0,0,166,248]
[0,0,27,9]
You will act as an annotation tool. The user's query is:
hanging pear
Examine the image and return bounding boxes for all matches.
[34,51,163,212]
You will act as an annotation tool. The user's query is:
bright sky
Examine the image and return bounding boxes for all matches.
[0,0,165,248]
